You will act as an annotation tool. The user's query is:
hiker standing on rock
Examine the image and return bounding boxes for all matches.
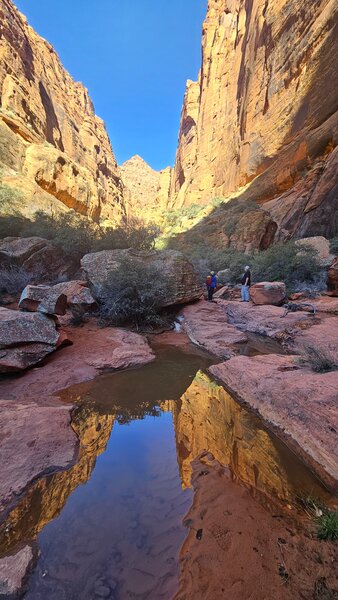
[206,271,218,302]
[241,266,251,302]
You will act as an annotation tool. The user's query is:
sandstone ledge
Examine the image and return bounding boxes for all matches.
[210,356,338,492]
[180,301,248,358]
[0,322,155,400]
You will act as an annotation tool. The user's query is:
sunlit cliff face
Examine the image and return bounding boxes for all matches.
[171,371,332,506]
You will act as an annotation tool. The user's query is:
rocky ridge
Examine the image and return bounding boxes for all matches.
[0,0,125,223]
[169,0,338,247]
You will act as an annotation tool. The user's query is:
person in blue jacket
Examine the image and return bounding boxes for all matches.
[206,271,218,302]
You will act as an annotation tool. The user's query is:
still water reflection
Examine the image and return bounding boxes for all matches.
[0,346,333,599]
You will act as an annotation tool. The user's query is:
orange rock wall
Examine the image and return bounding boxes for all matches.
[171,0,338,208]
[120,155,173,222]
[0,0,125,223]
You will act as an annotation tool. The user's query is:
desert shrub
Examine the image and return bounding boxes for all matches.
[184,245,250,285]
[96,257,171,330]
[301,345,338,373]
[22,211,97,260]
[317,511,338,541]
[0,265,36,296]
[93,217,160,252]
[162,204,204,232]
[14,211,160,260]
[329,237,338,255]
[220,199,259,236]
[251,241,321,290]
[0,183,23,212]
[0,213,30,238]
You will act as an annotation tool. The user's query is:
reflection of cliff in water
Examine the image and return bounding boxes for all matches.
[172,371,332,506]
[0,405,114,558]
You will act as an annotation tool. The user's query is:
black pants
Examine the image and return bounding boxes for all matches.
[207,287,215,301]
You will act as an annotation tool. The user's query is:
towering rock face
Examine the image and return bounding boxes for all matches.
[0,0,125,223]
[120,155,172,222]
[171,0,338,242]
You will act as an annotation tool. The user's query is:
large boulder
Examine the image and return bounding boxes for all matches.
[0,236,73,280]
[19,285,67,315]
[51,280,97,311]
[0,307,70,372]
[81,248,202,307]
[327,257,338,296]
[249,282,286,306]
[295,236,334,267]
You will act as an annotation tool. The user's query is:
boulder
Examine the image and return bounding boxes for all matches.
[81,248,202,307]
[295,236,334,267]
[0,236,73,280]
[327,257,338,296]
[249,282,286,306]
[0,307,70,372]
[180,301,247,359]
[19,285,67,315]
[51,280,97,311]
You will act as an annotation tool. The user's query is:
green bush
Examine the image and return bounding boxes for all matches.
[0,183,23,212]
[23,211,97,260]
[317,511,338,541]
[96,256,171,330]
[0,207,160,261]
[93,217,160,252]
[251,241,321,290]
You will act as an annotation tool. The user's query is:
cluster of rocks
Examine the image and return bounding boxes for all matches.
[0,242,203,373]
[0,277,97,372]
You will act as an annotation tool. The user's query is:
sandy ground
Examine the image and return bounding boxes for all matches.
[175,453,338,600]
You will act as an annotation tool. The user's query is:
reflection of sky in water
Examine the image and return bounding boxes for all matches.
[25,413,191,599]
[0,346,334,599]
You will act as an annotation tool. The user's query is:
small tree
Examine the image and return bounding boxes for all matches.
[96,256,170,329]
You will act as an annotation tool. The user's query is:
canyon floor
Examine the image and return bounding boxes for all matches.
[0,300,337,599]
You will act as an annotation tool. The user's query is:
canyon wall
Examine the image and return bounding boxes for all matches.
[170,0,338,243]
[120,155,173,222]
[0,0,125,223]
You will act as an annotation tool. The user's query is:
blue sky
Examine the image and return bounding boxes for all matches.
[14,0,207,171]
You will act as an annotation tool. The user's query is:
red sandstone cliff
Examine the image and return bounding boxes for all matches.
[170,0,338,243]
[0,0,125,223]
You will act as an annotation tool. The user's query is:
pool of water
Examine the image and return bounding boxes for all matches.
[0,344,335,599]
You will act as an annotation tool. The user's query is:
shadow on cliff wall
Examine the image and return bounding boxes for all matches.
[169,15,338,248]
